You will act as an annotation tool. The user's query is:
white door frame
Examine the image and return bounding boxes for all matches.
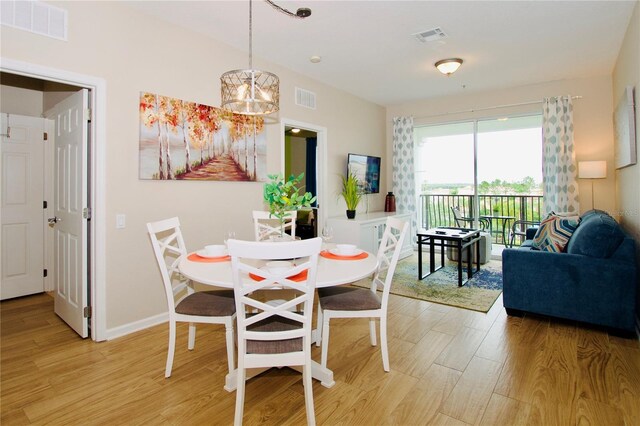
[279,119,327,233]
[1,57,107,341]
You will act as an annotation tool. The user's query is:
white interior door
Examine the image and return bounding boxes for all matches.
[47,89,89,338]
[0,113,45,300]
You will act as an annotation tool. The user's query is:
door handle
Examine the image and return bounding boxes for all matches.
[48,217,62,227]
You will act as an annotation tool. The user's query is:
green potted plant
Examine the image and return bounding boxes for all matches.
[263,173,316,238]
[341,172,362,219]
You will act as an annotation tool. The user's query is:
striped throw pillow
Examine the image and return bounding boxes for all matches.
[532,214,580,252]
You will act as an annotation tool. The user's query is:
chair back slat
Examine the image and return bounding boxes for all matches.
[252,210,297,241]
[373,217,409,304]
[147,217,190,311]
[228,238,321,350]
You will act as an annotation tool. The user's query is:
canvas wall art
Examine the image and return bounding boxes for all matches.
[139,92,267,181]
[614,86,637,169]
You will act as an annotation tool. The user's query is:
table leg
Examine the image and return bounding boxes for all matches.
[429,239,435,273]
[457,240,463,286]
[224,360,336,392]
[475,238,481,274]
[440,239,445,268]
[418,237,423,279]
[467,243,473,281]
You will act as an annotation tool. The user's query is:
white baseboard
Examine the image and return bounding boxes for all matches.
[105,312,168,340]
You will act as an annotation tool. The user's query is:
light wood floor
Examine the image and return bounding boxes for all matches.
[2,292,639,425]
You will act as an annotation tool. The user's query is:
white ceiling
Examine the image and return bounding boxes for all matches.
[127,1,636,106]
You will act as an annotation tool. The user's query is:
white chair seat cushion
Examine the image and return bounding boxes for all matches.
[318,286,381,311]
[246,315,303,354]
[175,290,236,317]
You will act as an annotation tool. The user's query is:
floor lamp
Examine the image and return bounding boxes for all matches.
[578,161,607,210]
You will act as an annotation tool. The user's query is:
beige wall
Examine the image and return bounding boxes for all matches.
[0,1,385,332]
[613,2,640,239]
[288,136,308,178]
[612,1,640,322]
[386,75,617,217]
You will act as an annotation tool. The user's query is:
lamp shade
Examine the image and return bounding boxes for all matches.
[221,69,279,115]
[578,161,607,179]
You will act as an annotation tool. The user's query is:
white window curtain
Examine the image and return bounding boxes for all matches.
[542,96,579,215]
[392,116,417,236]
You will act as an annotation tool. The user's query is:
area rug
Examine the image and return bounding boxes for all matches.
[355,252,503,312]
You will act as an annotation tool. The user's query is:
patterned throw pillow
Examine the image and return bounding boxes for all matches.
[531,214,580,252]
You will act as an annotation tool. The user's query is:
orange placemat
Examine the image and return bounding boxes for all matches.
[320,250,368,260]
[187,253,231,263]
[249,269,308,282]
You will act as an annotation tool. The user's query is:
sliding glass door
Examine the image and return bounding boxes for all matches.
[415,114,542,246]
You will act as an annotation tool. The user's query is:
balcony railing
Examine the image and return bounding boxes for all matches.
[419,194,543,246]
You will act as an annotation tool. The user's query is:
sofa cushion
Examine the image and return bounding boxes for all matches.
[566,212,624,258]
[531,214,580,252]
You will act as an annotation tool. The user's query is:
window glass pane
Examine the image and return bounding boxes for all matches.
[477,115,543,189]
[476,115,543,243]
[414,122,474,228]
[415,122,474,192]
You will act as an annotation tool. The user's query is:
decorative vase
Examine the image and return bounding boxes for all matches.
[384,192,396,212]
[346,210,356,219]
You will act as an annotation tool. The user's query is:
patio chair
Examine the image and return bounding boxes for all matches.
[147,217,236,378]
[507,219,541,247]
[451,206,490,231]
[315,217,409,372]
[228,237,322,425]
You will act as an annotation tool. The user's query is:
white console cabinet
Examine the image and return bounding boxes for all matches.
[326,212,413,259]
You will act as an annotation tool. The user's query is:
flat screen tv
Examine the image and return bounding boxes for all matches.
[347,153,381,194]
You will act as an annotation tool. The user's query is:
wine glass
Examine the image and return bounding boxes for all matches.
[321,225,333,246]
[224,230,236,246]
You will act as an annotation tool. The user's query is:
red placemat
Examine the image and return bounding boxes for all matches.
[187,253,231,263]
[320,250,368,260]
[249,269,308,282]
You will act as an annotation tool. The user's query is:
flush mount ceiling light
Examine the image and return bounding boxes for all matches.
[221,0,311,116]
[435,58,463,76]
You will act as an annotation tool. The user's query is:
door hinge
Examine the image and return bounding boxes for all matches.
[84,108,92,122]
[83,207,91,220]
[43,269,48,277]
[84,306,92,318]
[43,200,48,209]
[43,132,48,141]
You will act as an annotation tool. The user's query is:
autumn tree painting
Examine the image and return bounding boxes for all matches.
[139,92,266,181]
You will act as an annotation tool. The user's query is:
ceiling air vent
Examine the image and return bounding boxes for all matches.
[413,27,447,43]
[295,87,316,110]
[1,0,67,41]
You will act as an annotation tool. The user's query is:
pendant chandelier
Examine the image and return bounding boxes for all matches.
[221,0,311,116]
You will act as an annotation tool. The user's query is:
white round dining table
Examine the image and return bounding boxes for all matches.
[177,246,379,390]
[178,248,379,289]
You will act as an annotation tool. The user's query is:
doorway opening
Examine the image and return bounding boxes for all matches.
[284,125,317,239]
[0,59,106,341]
[280,119,327,239]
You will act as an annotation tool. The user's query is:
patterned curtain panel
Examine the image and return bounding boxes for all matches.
[542,96,579,215]
[392,116,417,237]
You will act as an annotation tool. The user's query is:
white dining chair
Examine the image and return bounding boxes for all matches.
[228,237,322,426]
[147,217,236,378]
[315,216,409,372]
[252,210,297,241]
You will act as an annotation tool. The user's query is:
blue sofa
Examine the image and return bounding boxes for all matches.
[502,210,638,334]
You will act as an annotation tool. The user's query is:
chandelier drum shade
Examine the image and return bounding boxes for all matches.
[221,0,310,116]
[221,69,279,115]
